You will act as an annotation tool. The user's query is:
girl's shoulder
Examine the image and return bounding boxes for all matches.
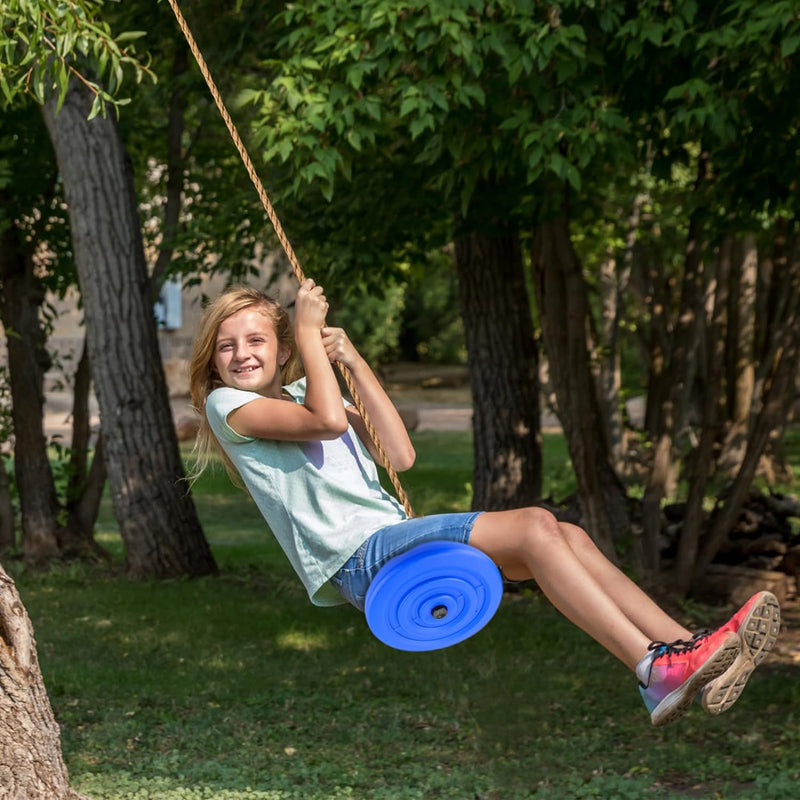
[206,380,308,424]
[206,385,262,423]
[283,376,307,400]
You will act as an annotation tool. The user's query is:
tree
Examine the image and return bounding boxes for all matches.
[0,100,106,562]
[613,0,800,584]
[0,562,87,800]
[2,0,217,577]
[42,78,217,578]
[0,105,61,561]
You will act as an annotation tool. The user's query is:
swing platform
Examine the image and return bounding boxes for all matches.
[365,541,503,652]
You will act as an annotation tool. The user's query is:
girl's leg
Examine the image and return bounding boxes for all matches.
[468,508,689,670]
[556,521,690,643]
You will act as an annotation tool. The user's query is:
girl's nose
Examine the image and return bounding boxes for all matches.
[232,342,248,360]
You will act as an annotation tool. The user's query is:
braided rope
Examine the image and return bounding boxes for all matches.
[166,0,413,517]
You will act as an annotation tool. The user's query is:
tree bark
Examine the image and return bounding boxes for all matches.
[0,464,14,552]
[640,153,708,570]
[0,562,88,800]
[596,192,642,475]
[718,234,757,474]
[454,228,542,510]
[149,40,190,299]
[0,221,62,563]
[693,230,800,583]
[58,338,109,559]
[42,80,217,578]
[673,235,731,594]
[531,208,629,561]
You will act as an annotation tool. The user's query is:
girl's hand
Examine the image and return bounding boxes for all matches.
[294,279,329,332]
[321,327,360,369]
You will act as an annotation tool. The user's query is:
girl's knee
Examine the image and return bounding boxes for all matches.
[504,506,566,557]
[560,520,595,553]
[519,506,562,539]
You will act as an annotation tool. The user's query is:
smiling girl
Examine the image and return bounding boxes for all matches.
[188,279,780,726]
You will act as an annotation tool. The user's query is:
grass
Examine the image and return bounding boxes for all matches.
[9,431,800,799]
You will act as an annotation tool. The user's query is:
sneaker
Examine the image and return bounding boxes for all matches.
[699,591,781,715]
[637,629,740,726]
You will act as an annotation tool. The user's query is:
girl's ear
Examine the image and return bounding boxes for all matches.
[278,344,291,366]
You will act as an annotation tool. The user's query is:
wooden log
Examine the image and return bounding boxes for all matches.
[699,563,794,606]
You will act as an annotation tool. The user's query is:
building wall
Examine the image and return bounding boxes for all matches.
[1,255,298,401]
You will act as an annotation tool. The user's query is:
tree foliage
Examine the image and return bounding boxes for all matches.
[242,0,629,215]
[0,0,153,117]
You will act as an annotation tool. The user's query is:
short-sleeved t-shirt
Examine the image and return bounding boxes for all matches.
[205,379,408,605]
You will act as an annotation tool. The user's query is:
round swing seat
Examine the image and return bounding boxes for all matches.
[365,541,503,652]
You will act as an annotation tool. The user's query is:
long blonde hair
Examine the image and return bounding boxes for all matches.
[187,286,302,485]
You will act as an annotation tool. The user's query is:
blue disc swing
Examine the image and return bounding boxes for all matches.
[365,541,502,651]
[167,0,503,651]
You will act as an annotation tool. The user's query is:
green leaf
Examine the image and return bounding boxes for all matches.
[115,31,146,43]
[0,75,13,105]
[277,139,293,163]
[409,113,433,140]
[781,35,800,59]
[399,95,420,118]
[56,65,69,112]
[87,93,102,121]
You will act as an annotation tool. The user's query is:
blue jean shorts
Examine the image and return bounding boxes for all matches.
[329,511,483,612]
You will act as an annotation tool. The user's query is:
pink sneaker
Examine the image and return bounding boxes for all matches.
[637,629,740,726]
[699,591,781,715]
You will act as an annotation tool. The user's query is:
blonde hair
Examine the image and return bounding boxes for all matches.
[187,285,302,485]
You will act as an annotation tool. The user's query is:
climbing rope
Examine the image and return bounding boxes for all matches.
[165,0,413,517]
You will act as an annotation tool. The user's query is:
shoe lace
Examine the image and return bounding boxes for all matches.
[647,637,699,655]
[639,636,702,687]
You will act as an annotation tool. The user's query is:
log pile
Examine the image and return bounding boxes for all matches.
[713,491,800,573]
[666,489,800,604]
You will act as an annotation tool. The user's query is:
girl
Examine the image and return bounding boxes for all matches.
[189,279,780,727]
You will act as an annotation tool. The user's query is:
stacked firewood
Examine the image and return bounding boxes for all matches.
[713,491,800,574]
[666,489,800,604]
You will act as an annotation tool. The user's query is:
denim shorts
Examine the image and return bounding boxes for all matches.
[329,511,483,612]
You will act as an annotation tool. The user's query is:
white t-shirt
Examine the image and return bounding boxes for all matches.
[205,379,408,606]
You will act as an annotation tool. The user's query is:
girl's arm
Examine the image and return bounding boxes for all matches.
[226,280,349,441]
[322,326,416,472]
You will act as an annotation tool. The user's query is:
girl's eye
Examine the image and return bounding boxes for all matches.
[217,343,233,352]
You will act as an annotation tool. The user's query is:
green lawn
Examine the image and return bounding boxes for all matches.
[11,431,800,799]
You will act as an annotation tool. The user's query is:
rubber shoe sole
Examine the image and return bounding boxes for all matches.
[651,633,740,727]
[700,591,781,715]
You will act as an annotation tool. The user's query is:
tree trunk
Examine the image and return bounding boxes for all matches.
[0,359,11,551]
[65,435,108,557]
[149,40,189,299]
[673,236,731,594]
[0,222,62,563]
[0,463,14,552]
[453,228,542,510]
[597,192,643,475]
[531,208,629,561]
[0,563,88,800]
[751,222,797,481]
[693,230,800,583]
[59,338,109,559]
[42,80,217,578]
[718,234,757,474]
[640,153,709,570]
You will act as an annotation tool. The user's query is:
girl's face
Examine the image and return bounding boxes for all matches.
[213,306,290,396]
